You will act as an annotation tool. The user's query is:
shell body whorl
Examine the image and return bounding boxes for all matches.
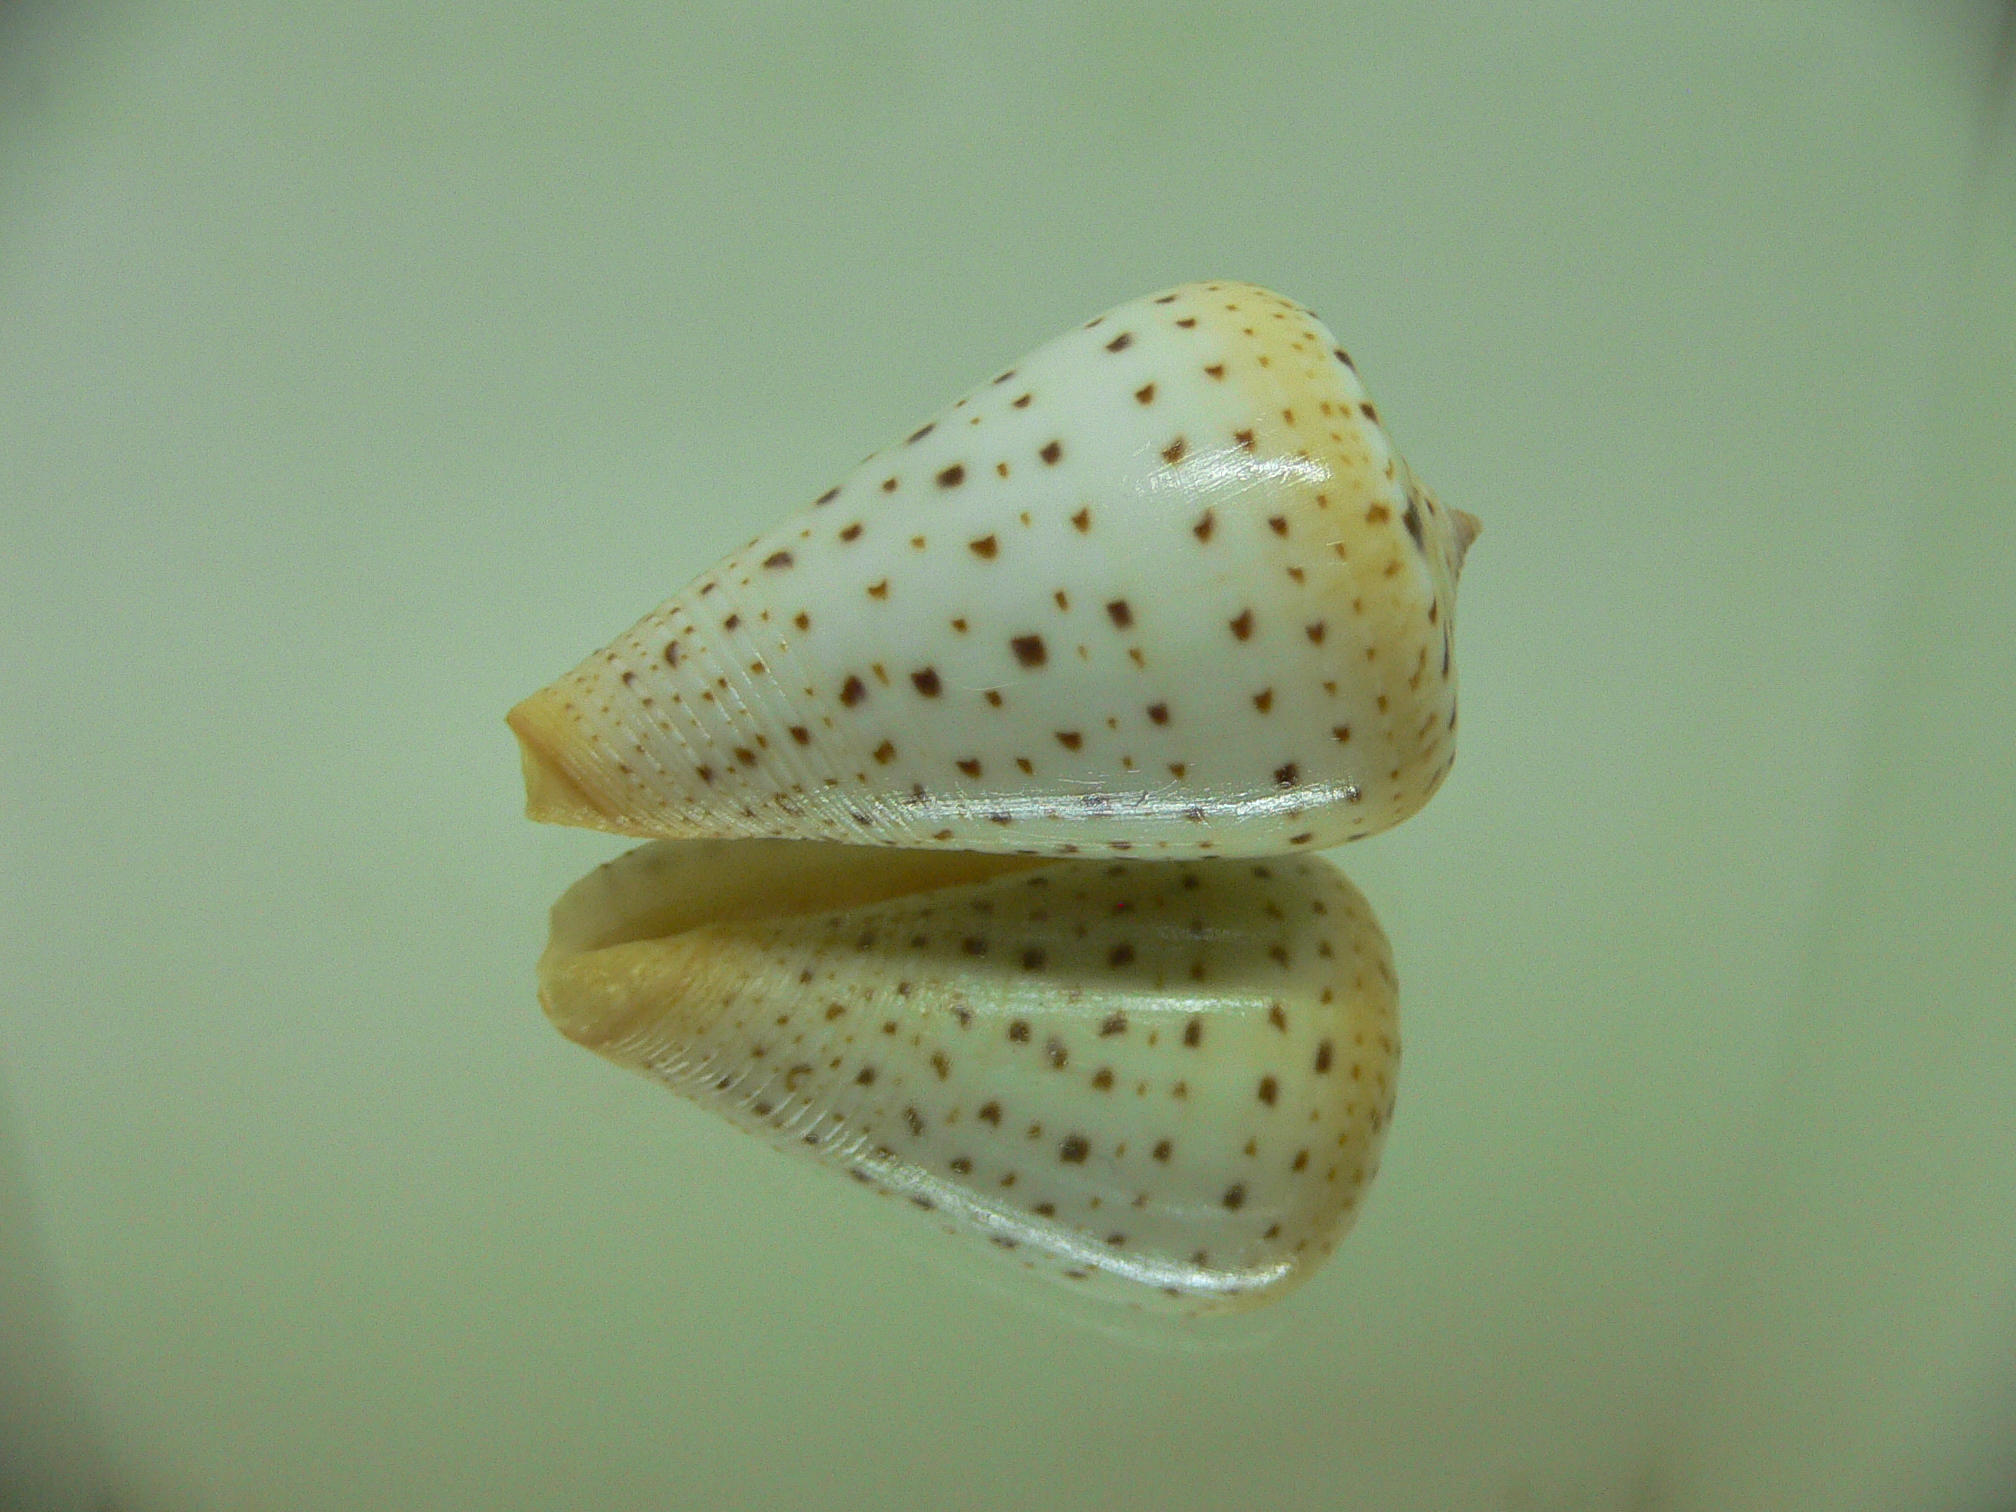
[509,282,1470,858]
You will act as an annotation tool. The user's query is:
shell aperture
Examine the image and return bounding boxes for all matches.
[508,282,1475,858]
[540,839,1400,1314]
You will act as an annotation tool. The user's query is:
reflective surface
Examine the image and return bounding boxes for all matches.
[2,3,2012,1509]
[538,840,1398,1313]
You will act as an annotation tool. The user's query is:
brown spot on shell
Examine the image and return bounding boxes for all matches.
[1011,634,1047,667]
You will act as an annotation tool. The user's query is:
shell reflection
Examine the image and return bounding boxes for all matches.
[541,839,1398,1313]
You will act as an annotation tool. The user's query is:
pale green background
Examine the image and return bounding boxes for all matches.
[3,2,2013,1509]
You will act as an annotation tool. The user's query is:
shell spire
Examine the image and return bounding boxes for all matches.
[509,281,1474,858]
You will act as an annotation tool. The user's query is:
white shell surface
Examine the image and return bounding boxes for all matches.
[540,839,1400,1313]
[510,282,1473,858]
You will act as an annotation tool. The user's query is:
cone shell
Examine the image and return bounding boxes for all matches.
[510,281,1474,859]
[541,839,1400,1313]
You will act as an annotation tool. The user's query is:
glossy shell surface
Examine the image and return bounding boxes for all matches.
[509,282,1473,858]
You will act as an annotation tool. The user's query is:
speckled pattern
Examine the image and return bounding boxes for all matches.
[541,839,1400,1314]
[509,282,1476,858]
